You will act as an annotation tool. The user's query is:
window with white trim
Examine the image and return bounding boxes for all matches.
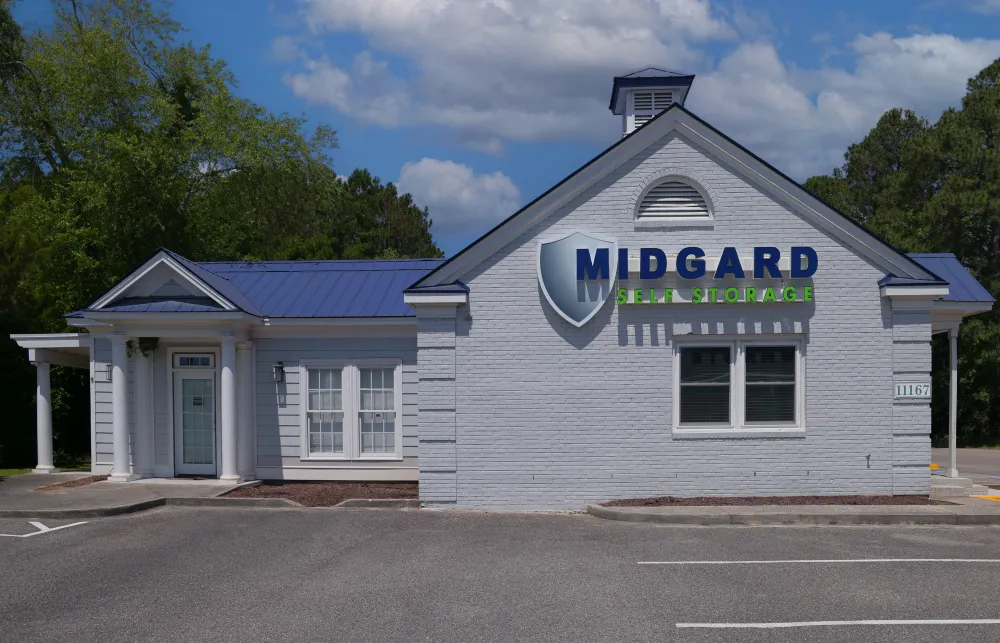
[744,346,796,424]
[174,354,214,368]
[301,361,402,459]
[360,368,396,454]
[675,341,802,433]
[306,368,344,454]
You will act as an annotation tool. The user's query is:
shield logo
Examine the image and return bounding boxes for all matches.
[537,231,618,327]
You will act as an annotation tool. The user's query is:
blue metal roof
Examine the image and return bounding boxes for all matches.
[907,254,994,303]
[610,69,695,114]
[97,299,228,313]
[199,258,445,318]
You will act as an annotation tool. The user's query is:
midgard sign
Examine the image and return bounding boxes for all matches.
[537,230,818,327]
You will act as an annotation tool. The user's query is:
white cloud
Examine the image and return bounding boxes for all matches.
[281,0,1000,178]
[397,158,521,235]
[689,34,1000,176]
[969,0,1000,13]
[284,51,411,127]
[286,0,732,144]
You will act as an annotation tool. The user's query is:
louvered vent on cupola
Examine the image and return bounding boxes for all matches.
[638,181,709,218]
[631,90,673,130]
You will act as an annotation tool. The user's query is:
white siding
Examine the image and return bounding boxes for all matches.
[254,337,418,471]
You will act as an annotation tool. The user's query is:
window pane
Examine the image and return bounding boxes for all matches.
[309,369,318,389]
[680,347,731,383]
[746,384,796,423]
[308,411,343,454]
[679,385,730,424]
[746,346,795,383]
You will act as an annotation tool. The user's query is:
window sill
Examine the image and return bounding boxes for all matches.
[634,218,714,231]
[672,428,806,440]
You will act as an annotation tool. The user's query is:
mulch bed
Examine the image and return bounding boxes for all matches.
[224,481,418,507]
[602,495,942,507]
[36,475,108,491]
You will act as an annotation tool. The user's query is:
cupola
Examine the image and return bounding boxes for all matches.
[610,67,696,137]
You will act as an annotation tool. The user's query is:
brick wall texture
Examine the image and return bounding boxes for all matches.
[416,131,932,510]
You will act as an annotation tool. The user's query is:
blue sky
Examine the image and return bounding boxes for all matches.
[14,0,1000,256]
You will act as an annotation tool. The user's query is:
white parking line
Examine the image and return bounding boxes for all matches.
[0,521,89,538]
[677,619,1000,629]
[639,558,1000,565]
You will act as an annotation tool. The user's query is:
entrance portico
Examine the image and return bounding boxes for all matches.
[12,329,255,482]
[9,334,89,473]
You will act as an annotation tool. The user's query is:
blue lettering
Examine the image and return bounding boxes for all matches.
[753,247,782,279]
[677,247,706,279]
[640,248,667,280]
[714,246,745,279]
[790,246,818,278]
[618,248,629,280]
[576,248,610,280]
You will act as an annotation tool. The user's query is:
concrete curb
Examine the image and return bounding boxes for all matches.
[334,498,420,509]
[586,504,1000,526]
[0,495,424,518]
[0,499,167,520]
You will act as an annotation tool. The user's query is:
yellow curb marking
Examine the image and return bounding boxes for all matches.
[972,496,1000,502]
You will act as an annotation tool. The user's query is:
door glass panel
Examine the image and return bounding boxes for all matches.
[182,378,214,465]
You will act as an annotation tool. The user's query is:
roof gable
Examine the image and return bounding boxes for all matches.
[410,103,940,290]
[88,250,242,313]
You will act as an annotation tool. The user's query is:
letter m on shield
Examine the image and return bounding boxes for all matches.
[537,231,618,327]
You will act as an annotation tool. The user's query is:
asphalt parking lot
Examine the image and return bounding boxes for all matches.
[1,507,1000,643]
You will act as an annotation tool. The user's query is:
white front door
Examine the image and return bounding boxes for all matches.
[173,372,218,476]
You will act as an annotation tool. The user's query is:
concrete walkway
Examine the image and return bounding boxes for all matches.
[0,472,252,518]
[932,447,1000,482]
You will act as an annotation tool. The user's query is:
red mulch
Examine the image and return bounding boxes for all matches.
[224,481,418,507]
[602,495,942,507]
[36,475,108,491]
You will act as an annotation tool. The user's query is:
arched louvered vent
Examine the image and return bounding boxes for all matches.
[638,181,709,218]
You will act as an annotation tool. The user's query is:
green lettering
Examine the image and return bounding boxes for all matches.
[648,287,656,304]
[692,287,703,303]
[724,287,740,303]
[783,286,797,302]
[663,288,673,303]
[746,287,757,303]
[617,288,627,304]
[634,288,643,304]
[804,286,813,302]
[763,287,777,302]
[708,287,718,303]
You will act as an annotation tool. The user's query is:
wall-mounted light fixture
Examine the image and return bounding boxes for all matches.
[272,361,284,383]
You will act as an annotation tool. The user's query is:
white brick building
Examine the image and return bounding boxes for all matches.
[13,70,994,510]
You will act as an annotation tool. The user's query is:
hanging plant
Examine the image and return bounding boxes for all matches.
[137,337,159,357]
[126,338,160,358]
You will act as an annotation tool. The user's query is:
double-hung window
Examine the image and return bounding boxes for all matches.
[674,341,802,435]
[301,361,402,460]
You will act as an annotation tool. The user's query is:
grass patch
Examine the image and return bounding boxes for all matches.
[0,468,31,477]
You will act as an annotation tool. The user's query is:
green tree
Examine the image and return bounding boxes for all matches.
[903,60,1000,443]
[805,60,1000,446]
[0,0,441,466]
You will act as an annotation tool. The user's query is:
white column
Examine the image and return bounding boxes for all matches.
[33,361,55,473]
[133,350,155,477]
[220,339,239,482]
[949,325,959,479]
[237,342,256,480]
[108,335,137,482]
